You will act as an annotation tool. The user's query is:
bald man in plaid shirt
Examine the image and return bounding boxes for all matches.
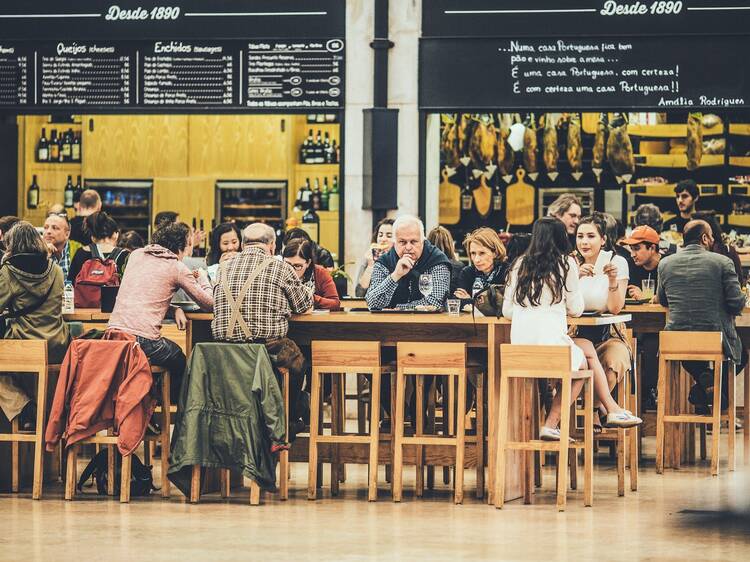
[212,223,313,435]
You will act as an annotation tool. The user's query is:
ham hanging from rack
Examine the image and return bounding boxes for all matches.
[567,113,584,180]
[543,113,559,181]
[607,113,635,183]
[523,113,538,180]
[497,113,515,180]
[686,112,703,171]
[440,114,460,169]
[591,113,607,182]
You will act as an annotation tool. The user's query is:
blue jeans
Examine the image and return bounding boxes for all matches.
[136,336,186,402]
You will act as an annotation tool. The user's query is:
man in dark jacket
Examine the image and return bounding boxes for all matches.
[657,219,746,411]
[365,215,451,310]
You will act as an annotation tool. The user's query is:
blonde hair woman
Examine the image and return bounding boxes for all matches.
[454,227,507,301]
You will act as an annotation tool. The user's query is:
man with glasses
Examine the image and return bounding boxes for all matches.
[43,212,81,279]
[211,222,313,438]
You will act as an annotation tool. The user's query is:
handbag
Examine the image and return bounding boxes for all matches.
[473,284,505,318]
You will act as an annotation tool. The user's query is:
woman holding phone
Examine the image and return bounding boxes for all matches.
[575,213,633,432]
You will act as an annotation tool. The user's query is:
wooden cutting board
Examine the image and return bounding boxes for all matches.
[438,167,461,224]
[505,168,535,225]
[474,175,493,218]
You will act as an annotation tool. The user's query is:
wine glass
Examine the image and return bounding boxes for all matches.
[419,273,433,299]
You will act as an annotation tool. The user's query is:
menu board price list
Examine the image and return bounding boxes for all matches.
[0,45,29,106]
[39,43,132,106]
[142,42,236,106]
[246,40,343,108]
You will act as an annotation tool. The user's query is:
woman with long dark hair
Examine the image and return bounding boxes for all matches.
[67,211,128,282]
[283,238,340,310]
[206,222,241,281]
[503,218,640,441]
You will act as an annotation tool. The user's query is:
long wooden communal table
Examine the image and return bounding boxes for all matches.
[186,310,630,503]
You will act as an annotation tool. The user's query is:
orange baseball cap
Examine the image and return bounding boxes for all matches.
[622,225,660,245]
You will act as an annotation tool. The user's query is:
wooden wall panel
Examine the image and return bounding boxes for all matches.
[82,115,188,178]
[152,177,215,234]
[188,115,289,178]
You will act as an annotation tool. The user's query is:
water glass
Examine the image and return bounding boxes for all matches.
[641,279,655,300]
[446,298,461,316]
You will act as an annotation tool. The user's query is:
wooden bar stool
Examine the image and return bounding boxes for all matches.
[0,340,55,500]
[495,345,594,512]
[573,329,639,495]
[65,365,172,503]
[392,342,469,504]
[307,341,385,501]
[656,331,735,476]
[191,367,290,505]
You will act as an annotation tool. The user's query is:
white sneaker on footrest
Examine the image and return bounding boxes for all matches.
[539,426,575,443]
[605,410,642,428]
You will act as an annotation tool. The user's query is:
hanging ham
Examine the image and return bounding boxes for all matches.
[607,113,635,183]
[567,113,584,181]
[686,112,703,171]
[543,113,559,181]
[440,114,460,168]
[523,113,539,180]
[497,113,515,180]
[591,113,607,182]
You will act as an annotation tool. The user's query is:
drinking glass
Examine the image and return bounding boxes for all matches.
[641,279,655,300]
[419,273,433,299]
[447,298,461,316]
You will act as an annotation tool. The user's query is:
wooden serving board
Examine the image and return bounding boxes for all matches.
[439,167,461,225]
[504,168,535,225]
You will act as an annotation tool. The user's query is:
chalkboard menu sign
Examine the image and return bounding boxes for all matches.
[0,1,344,112]
[420,0,750,109]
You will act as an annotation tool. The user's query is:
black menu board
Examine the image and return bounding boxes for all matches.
[245,39,344,109]
[420,0,750,110]
[0,1,344,112]
[0,44,30,106]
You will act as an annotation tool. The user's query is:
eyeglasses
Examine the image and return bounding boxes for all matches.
[288,262,306,271]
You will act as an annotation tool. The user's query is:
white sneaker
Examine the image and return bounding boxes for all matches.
[605,410,642,428]
[540,426,575,443]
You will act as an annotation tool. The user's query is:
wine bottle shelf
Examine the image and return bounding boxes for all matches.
[29,163,82,170]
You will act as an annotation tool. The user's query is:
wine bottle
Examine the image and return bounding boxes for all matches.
[323,132,333,164]
[64,175,74,208]
[315,114,325,123]
[299,133,308,164]
[301,178,312,210]
[328,176,340,212]
[304,129,314,164]
[37,128,49,162]
[461,183,473,210]
[321,177,330,211]
[57,130,64,163]
[333,139,340,164]
[492,184,503,211]
[61,129,72,162]
[311,178,322,210]
[49,130,60,161]
[71,132,81,162]
[301,206,320,243]
[315,130,324,163]
[27,175,40,209]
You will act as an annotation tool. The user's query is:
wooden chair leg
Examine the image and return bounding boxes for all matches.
[143,442,152,466]
[655,357,669,474]
[30,366,48,500]
[710,360,722,477]
[190,465,201,503]
[220,469,231,498]
[392,368,406,503]
[330,373,340,497]
[388,372,396,494]
[357,374,367,435]
[250,479,261,505]
[107,431,116,497]
[476,371,485,500]
[120,454,132,503]
[744,363,750,465]
[11,417,19,493]
[280,369,290,500]
[368,370,381,502]
[454,371,467,505]
[308,367,321,500]
[415,374,425,497]
[522,380,533,505]
[493,374,510,509]
[557,377,572,512]
[627,370,639,492]
[65,445,77,500]
[447,374,456,486]
[160,370,172,499]
[583,378,594,507]
[568,400,578,492]
[700,425,707,460]
[728,362,737,472]
[338,378,346,484]
[426,380,436,491]
[317,382,324,490]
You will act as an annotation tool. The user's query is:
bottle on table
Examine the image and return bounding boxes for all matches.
[62,282,75,314]
[27,174,40,209]
[37,128,49,162]
[64,175,74,209]
[472,278,483,298]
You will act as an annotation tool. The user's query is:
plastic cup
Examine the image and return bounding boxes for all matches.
[641,279,655,300]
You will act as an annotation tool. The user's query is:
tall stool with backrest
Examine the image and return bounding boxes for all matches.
[65,365,172,503]
[656,331,735,476]
[0,340,56,500]
[308,341,386,501]
[392,342,469,504]
[496,344,594,512]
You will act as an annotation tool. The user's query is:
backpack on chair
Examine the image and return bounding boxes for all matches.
[77,449,156,496]
[74,246,123,308]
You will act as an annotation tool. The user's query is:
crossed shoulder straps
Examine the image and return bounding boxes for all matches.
[218,256,274,340]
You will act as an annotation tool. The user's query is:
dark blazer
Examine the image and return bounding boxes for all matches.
[657,244,745,362]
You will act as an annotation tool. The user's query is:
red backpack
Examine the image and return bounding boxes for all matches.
[74,246,124,308]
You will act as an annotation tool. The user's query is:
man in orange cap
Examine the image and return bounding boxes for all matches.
[622,225,662,300]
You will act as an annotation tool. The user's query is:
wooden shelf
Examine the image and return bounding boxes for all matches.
[29,163,82,171]
[294,163,340,173]
[635,154,724,168]
[223,203,281,210]
[626,183,723,197]
[628,124,724,137]
[729,124,750,136]
[730,157,750,168]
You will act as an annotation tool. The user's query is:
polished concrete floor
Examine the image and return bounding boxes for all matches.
[2,439,750,562]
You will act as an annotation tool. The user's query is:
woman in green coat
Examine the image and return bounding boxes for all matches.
[0,221,70,430]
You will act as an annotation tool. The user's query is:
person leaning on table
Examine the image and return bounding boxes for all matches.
[211,223,313,439]
[365,215,451,310]
[657,219,746,414]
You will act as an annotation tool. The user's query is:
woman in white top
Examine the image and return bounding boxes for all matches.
[576,214,635,430]
[503,218,640,441]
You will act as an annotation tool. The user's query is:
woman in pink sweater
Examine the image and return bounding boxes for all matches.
[108,222,213,399]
